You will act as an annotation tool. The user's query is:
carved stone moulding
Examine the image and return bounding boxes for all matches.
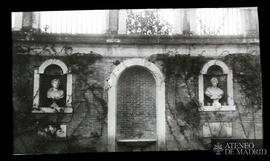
[32,59,73,113]
[198,60,235,111]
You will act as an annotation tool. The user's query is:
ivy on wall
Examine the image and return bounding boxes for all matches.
[223,54,262,111]
[223,54,262,139]
[13,42,262,152]
[158,54,207,128]
[149,52,262,149]
[149,53,208,149]
[13,48,108,153]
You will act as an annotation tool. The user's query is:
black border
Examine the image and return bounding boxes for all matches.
[6,0,269,160]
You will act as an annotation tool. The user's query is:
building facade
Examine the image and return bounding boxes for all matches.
[12,8,262,153]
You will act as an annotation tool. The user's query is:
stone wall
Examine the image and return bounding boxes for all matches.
[12,34,262,153]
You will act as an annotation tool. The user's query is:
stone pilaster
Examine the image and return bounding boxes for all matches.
[171,9,184,35]
[241,7,259,36]
[108,10,119,34]
[118,10,127,34]
[22,12,40,31]
[182,9,196,35]
[22,12,33,30]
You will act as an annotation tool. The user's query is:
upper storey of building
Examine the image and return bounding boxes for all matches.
[11,8,260,57]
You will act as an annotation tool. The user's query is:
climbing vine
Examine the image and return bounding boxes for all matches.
[160,54,207,129]
[13,45,108,153]
[149,52,262,149]
[13,41,262,152]
[223,54,262,139]
[149,53,209,149]
[223,54,262,111]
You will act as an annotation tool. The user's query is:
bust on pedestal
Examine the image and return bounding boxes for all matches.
[205,77,224,107]
[47,78,64,108]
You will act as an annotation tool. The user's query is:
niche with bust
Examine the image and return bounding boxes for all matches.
[199,60,235,111]
[39,65,66,108]
[32,59,72,113]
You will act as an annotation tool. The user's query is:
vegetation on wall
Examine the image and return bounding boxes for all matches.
[158,53,206,129]
[13,41,262,152]
[149,53,208,149]
[13,46,108,153]
[223,54,262,139]
[223,54,262,111]
[149,52,262,149]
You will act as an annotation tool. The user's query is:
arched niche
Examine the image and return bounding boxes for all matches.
[107,58,166,152]
[32,59,72,113]
[198,60,235,111]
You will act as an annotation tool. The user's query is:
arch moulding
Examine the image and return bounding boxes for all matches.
[198,60,235,111]
[32,59,72,113]
[107,58,166,152]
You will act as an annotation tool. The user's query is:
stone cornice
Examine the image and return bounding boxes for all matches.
[12,31,260,45]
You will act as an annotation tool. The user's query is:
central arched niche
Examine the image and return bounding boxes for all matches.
[107,58,165,152]
[116,66,156,151]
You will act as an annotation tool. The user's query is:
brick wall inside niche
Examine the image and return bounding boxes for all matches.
[117,66,156,139]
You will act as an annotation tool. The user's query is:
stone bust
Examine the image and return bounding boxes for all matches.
[205,77,224,107]
[47,78,64,108]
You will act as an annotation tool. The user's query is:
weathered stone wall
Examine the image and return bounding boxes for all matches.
[12,35,262,153]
